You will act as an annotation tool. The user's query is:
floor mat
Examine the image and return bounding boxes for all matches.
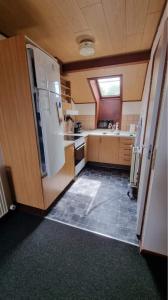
[46,166,138,245]
[0,211,167,300]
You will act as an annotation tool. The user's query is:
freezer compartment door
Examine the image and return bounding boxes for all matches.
[47,58,61,95]
[38,90,65,177]
[27,45,61,94]
[31,46,48,90]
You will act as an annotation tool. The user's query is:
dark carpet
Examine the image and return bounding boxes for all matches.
[0,211,167,300]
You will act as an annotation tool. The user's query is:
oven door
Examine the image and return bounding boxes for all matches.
[75,143,86,175]
[75,143,85,166]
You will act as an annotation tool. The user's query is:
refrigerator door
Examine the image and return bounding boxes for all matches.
[38,90,65,177]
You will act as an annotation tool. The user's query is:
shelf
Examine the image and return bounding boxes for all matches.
[61,93,71,99]
[61,77,72,111]
[61,84,70,90]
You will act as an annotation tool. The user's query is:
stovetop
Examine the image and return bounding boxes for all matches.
[64,135,83,141]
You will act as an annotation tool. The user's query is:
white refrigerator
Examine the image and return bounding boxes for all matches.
[27,45,65,177]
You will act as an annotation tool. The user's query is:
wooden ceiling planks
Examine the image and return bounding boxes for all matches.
[0,0,165,62]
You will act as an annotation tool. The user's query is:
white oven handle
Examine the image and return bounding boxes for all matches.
[76,143,85,151]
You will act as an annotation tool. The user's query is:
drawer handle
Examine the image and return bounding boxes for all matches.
[122,158,131,162]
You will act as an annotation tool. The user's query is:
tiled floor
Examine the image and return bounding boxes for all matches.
[46,166,138,245]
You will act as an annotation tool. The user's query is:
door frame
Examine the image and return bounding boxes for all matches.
[136,21,167,236]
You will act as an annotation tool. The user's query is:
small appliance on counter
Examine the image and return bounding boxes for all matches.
[74,121,82,133]
[97,120,113,129]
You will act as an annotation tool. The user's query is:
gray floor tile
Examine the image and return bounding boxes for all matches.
[46,166,138,245]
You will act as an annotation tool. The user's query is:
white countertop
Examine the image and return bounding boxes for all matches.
[64,129,136,139]
[64,140,74,148]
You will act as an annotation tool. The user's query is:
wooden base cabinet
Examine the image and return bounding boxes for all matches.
[99,136,119,164]
[88,135,134,166]
[88,136,100,162]
[118,138,133,166]
[42,145,75,209]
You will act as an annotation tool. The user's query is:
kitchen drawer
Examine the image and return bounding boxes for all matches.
[119,154,131,162]
[119,157,131,166]
[119,148,132,156]
[119,144,132,165]
[120,138,134,149]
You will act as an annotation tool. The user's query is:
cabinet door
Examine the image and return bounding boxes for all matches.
[87,136,100,162]
[43,145,75,209]
[99,136,119,164]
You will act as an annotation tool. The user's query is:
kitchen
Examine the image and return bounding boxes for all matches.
[0,1,167,299]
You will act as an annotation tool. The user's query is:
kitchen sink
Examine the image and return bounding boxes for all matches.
[102,131,120,136]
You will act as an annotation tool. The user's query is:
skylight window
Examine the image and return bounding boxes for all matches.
[97,76,121,98]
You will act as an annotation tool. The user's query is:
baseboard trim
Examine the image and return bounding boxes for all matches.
[140,248,167,258]
[17,203,45,216]
[86,161,130,171]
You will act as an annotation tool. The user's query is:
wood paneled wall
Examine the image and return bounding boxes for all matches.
[98,98,122,124]
[66,63,148,103]
[75,115,96,130]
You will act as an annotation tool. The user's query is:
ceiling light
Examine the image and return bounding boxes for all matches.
[79,40,95,57]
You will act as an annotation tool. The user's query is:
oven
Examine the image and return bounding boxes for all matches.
[75,142,85,175]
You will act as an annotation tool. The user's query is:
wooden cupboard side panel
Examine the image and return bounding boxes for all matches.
[64,145,75,183]
[99,136,119,164]
[87,136,100,162]
[43,145,75,209]
[0,35,44,209]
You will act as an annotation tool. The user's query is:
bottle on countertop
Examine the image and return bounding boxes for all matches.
[115,122,119,131]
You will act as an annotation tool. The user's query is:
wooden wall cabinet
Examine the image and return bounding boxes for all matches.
[88,135,134,166]
[43,144,75,209]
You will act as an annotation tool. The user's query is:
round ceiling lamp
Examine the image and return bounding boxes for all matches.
[79,39,95,57]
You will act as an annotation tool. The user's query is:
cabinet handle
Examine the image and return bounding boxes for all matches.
[123,159,130,162]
